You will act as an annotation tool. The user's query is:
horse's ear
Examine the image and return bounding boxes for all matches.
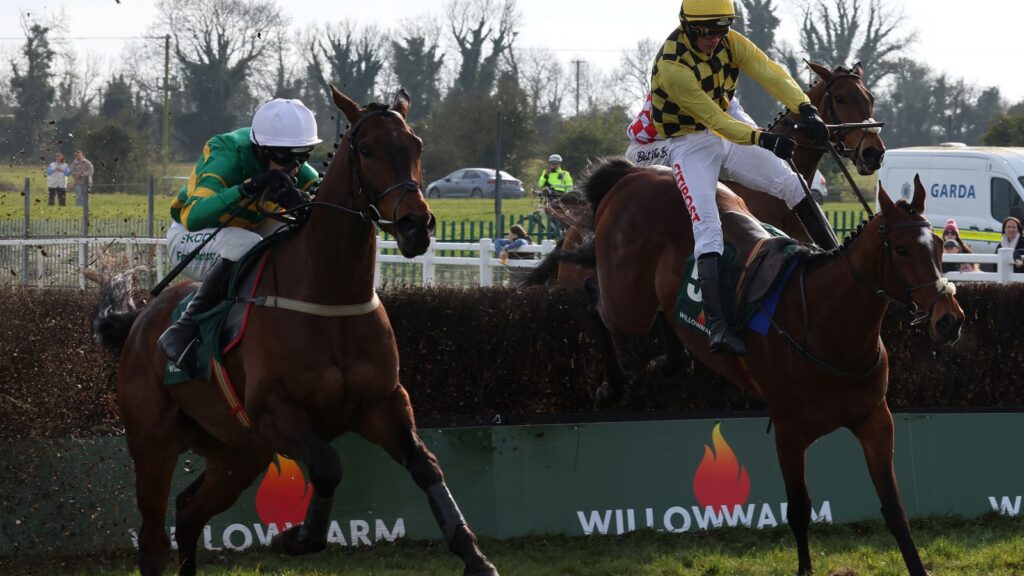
[330,84,361,123]
[852,61,864,77]
[805,60,832,82]
[877,181,896,214]
[912,173,927,213]
[391,88,410,119]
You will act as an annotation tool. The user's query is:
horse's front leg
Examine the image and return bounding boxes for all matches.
[773,423,814,576]
[358,386,499,576]
[851,403,929,576]
[260,399,343,555]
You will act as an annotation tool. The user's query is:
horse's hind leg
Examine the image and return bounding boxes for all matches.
[129,446,178,576]
[773,425,814,576]
[851,404,928,576]
[173,450,273,576]
[647,312,689,379]
[359,386,498,576]
[584,276,627,405]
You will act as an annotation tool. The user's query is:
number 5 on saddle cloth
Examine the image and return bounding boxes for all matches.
[676,211,811,340]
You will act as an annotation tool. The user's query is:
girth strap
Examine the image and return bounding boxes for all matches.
[247,292,381,317]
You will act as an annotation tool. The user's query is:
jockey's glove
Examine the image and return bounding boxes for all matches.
[798,103,829,144]
[756,131,796,160]
[242,169,295,199]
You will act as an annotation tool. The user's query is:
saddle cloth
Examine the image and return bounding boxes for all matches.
[675,211,809,339]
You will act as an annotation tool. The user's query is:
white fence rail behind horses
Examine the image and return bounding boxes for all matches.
[0,237,557,290]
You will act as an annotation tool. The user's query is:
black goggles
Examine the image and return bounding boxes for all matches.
[265,146,314,167]
[692,24,730,38]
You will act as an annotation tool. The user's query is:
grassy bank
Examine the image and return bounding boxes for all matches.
[8,514,1023,575]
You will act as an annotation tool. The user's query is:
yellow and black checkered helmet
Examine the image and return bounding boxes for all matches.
[680,0,735,26]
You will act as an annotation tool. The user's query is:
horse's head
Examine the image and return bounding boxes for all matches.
[331,85,435,257]
[806,61,886,175]
[872,175,964,344]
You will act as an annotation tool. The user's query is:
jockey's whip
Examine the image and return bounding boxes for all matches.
[150,192,261,297]
[787,158,839,248]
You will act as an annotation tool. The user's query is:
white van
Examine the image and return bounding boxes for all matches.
[877,144,1024,251]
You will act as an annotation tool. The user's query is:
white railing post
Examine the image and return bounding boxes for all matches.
[155,242,166,285]
[422,238,436,286]
[374,258,382,289]
[540,239,555,257]
[998,248,1013,284]
[479,238,494,287]
[79,241,88,289]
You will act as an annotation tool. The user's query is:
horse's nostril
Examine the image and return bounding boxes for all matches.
[935,314,961,340]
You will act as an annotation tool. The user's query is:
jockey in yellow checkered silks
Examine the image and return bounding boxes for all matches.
[650,0,836,356]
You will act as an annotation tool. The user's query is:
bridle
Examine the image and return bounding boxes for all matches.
[767,212,954,379]
[816,71,881,162]
[841,215,954,326]
[345,108,424,226]
[267,106,425,229]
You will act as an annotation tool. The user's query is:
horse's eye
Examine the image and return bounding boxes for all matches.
[895,245,909,256]
[834,94,846,105]
[359,145,372,158]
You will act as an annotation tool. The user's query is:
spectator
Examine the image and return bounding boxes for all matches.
[942,219,973,254]
[537,154,573,194]
[70,149,95,207]
[45,152,71,207]
[942,240,978,274]
[494,224,533,261]
[997,216,1024,273]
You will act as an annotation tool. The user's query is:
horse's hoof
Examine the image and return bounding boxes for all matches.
[271,525,327,556]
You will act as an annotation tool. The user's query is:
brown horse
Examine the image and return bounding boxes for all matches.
[526,61,885,289]
[584,161,962,575]
[92,87,498,576]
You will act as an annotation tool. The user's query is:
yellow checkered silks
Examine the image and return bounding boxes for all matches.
[651,27,739,138]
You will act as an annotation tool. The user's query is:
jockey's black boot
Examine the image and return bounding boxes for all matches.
[794,197,839,251]
[696,254,747,355]
[157,257,235,375]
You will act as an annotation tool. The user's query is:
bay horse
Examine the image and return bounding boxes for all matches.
[92,87,499,576]
[584,163,962,575]
[525,61,885,289]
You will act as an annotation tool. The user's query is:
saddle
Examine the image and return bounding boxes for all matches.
[675,211,809,338]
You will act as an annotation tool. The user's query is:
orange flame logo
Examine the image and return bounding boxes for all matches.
[696,309,706,326]
[692,423,750,509]
[255,455,312,526]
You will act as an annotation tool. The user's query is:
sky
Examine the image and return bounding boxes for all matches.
[1,0,1022,110]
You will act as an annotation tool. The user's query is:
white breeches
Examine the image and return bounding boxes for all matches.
[166,220,281,281]
[667,131,806,259]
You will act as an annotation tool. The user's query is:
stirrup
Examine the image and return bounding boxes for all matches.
[709,330,747,355]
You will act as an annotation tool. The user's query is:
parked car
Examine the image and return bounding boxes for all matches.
[426,168,525,199]
[811,169,828,204]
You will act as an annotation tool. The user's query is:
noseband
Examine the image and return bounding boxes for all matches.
[843,217,954,325]
[346,108,424,226]
[816,72,881,161]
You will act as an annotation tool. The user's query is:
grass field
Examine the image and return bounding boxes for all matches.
[12,515,1024,575]
[0,162,873,230]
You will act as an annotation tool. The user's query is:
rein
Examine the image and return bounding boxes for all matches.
[768,214,954,378]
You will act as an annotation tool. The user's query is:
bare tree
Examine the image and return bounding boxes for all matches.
[390,18,445,123]
[54,50,104,113]
[444,0,520,94]
[517,48,566,115]
[607,38,658,111]
[306,22,387,105]
[798,0,915,89]
[155,0,287,151]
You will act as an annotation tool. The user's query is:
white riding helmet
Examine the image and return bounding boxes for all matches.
[250,98,322,148]
[548,154,563,163]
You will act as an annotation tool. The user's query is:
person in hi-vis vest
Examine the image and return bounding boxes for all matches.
[537,154,574,194]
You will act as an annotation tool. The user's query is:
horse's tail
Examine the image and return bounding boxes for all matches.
[519,237,597,287]
[89,265,145,355]
[521,238,564,286]
[583,157,635,210]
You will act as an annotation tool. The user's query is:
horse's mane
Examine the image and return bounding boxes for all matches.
[805,198,917,264]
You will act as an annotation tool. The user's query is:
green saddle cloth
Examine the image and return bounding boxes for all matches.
[675,222,801,339]
[162,228,293,385]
